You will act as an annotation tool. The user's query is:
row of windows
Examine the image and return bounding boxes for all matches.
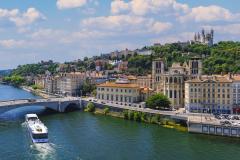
[191,93,230,98]
[190,83,231,87]
[165,77,183,83]
[97,94,136,102]
[190,99,231,104]
[97,87,135,93]
[190,88,230,93]
[166,90,182,99]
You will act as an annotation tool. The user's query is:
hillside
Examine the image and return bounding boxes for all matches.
[8,41,240,77]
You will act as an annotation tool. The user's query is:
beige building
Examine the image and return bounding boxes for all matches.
[97,79,152,105]
[127,75,152,89]
[232,75,240,114]
[34,76,45,89]
[185,75,233,114]
[45,76,59,94]
[59,72,86,96]
[136,75,152,89]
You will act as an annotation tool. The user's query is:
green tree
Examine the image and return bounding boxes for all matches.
[103,106,110,115]
[146,93,171,110]
[3,75,25,86]
[128,110,134,120]
[123,110,129,119]
[85,102,95,112]
[133,112,141,122]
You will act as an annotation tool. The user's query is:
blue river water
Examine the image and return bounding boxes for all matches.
[0,84,240,160]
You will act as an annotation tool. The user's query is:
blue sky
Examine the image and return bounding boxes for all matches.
[0,0,240,69]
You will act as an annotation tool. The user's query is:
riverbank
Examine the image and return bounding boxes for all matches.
[85,104,188,132]
[20,86,59,99]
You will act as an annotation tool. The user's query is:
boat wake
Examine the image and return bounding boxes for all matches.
[22,121,55,159]
[30,143,56,160]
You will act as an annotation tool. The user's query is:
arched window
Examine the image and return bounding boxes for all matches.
[166,77,168,83]
[169,77,173,83]
[174,77,178,83]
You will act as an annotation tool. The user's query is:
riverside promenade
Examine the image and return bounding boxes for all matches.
[82,97,240,138]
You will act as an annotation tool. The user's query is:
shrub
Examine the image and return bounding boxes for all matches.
[128,111,134,120]
[133,112,141,122]
[123,110,129,119]
[103,106,110,115]
[85,102,95,112]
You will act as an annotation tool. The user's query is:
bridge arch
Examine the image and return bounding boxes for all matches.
[0,98,82,115]
[63,103,81,112]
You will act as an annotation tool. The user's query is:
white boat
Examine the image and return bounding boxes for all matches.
[25,114,48,143]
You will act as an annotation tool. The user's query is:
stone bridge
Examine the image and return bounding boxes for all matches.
[0,98,82,114]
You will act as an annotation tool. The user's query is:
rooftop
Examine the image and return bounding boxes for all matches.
[97,82,139,88]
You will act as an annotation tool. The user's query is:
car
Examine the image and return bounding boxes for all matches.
[28,99,36,102]
[93,99,97,102]
[101,101,106,104]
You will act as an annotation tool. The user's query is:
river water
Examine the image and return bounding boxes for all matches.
[0,84,240,160]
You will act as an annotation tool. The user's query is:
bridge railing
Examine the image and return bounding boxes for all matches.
[0,97,80,103]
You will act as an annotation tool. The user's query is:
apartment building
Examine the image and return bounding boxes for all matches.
[185,75,233,114]
[232,76,240,114]
[59,72,85,96]
[96,79,153,105]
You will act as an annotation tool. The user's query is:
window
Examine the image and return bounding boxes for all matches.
[174,77,177,83]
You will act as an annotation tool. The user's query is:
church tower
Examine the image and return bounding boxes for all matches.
[188,57,202,76]
[152,58,165,91]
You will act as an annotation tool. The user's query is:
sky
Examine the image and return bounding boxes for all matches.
[0,0,240,69]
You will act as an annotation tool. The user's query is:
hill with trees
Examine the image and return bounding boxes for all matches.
[7,41,240,77]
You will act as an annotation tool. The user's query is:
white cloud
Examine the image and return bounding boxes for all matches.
[111,0,129,14]
[110,0,189,15]
[150,21,172,34]
[151,32,194,44]
[0,8,44,27]
[81,15,172,34]
[204,24,240,35]
[9,8,45,27]
[179,5,238,22]
[57,0,87,10]
[0,8,19,17]
[0,39,25,48]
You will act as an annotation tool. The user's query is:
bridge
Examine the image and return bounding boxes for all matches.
[0,98,82,114]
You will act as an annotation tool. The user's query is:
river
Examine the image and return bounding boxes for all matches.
[0,84,240,160]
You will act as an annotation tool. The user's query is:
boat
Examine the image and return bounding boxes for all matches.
[25,114,48,143]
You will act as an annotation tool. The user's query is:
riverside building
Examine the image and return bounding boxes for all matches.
[59,72,86,96]
[96,79,153,105]
[185,75,233,114]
